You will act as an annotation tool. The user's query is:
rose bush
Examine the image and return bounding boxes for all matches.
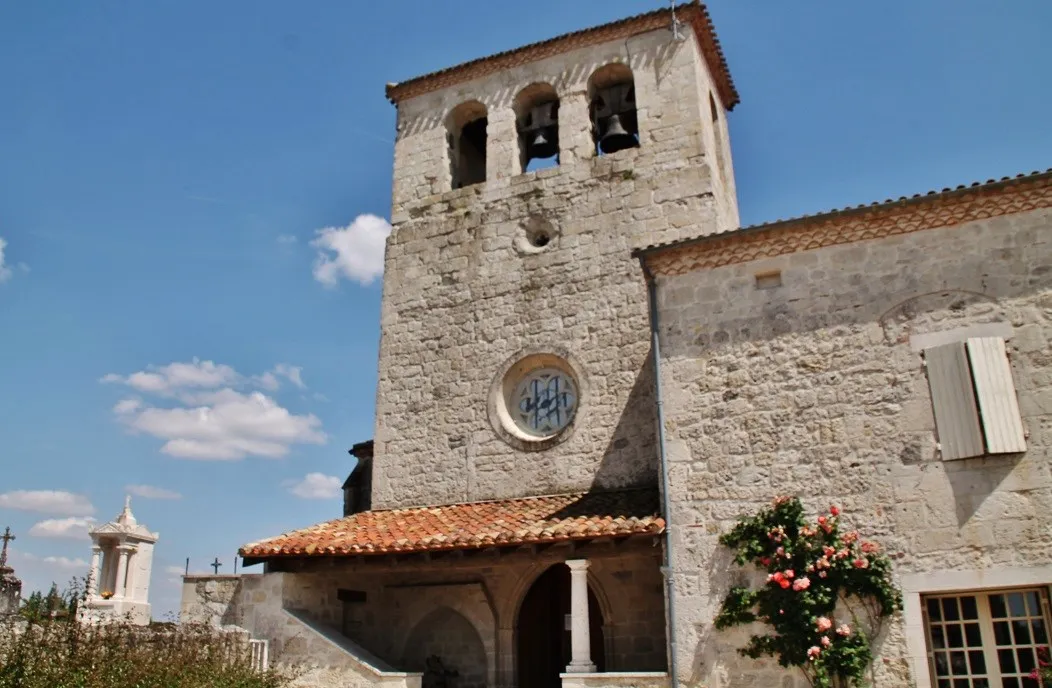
[715,496,902,688]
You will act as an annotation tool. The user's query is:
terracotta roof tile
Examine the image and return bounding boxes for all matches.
[385,2,738,111]
[240,489,663,559]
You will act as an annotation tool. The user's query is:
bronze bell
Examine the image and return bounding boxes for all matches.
[593,83,639,155]
[519,101,559,163]
[598,113,637,155]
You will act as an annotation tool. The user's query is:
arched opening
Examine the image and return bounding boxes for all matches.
[447,101,488,189]
[516,564,605,688]
[403,607,487,688]
[514,82,560,173]
[588,63,639,157]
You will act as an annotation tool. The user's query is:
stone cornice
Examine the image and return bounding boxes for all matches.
[385,2,738,110]
[638,170,1052,277]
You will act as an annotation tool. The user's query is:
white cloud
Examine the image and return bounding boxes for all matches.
[285,473,342,500]
[126,484,182,500]
[115,388,325,460]
[0,237,13,283]
[104,360,324,460]
[277,234,297,244]
[252,363,305,392]
[101,358,239,396]
[29,517,95,540]
[0,490,95,516]
[311,214,392,287]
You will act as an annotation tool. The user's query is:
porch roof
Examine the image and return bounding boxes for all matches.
[239,488,663,559]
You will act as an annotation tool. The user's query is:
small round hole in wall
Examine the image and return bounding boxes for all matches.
[515,215,558,255]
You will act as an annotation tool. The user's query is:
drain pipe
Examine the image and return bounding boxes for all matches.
[640,257,679,688]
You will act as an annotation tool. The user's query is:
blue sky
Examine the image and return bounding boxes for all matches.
[0,1,1050,618]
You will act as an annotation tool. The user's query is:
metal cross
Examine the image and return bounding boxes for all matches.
[0,527,14,568]
[210,557,222,575]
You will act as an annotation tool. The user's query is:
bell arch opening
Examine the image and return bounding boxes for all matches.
[588,63,639,157]
[447,100,488,190]
[515,563,605,688]
[514,82,560,173]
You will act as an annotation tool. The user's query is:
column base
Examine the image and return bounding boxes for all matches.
[565,662,597,674]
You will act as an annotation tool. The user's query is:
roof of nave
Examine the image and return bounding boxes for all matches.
[635,168,1052,276]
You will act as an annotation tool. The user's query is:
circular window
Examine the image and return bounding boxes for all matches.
[511,367,578,436]
[488,350,586,450]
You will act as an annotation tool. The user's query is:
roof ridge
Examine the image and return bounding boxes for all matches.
[345,486,658,517]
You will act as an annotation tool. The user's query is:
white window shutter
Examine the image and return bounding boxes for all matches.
[966,337,1027,454]
[925,342,984,460]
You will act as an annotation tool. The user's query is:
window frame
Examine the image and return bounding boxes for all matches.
[921,586,1052,687]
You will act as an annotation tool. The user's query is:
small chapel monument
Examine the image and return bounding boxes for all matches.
[79,497,158,625]
[0,527,22,616]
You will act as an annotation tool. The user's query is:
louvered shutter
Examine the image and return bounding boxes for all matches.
[924,342,984,460]
[966,337,1027,454]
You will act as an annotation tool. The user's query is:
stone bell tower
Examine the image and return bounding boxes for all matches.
[371,2,740,509]
[80,497,159,625]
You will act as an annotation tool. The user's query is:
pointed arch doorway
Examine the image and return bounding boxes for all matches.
[516,563,605,688]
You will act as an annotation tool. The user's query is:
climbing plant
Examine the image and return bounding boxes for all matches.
[714,496,903,688]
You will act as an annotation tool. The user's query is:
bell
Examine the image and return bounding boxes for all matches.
[526,128,558,160]
[519,101,559,163]
[598,113,637,155]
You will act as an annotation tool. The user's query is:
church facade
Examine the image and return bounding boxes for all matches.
[194,4,1051,687]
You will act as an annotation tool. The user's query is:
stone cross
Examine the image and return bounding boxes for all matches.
[0,527,14,568]
[210,557,222,575]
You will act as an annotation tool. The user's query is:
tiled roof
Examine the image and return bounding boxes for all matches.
[385,2,738,111]
[240,489,663,559]
[635,168,1052,256]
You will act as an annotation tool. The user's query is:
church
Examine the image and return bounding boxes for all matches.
[181,3,1052,687]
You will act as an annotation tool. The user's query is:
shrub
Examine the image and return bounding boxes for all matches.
[0,581,291,688]
[714,496,903,688]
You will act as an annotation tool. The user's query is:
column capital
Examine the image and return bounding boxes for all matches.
[565,558,590,571]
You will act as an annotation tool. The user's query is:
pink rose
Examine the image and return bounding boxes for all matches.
[807,646,821,661]
[816,617,833,632]
[821,636,831,648]
[818,571,827,578]
[836,624,851,637]
[818,516,827,525]
[823,546,836,557]
[785,569,795,579]
[779,578,791,589]
[792,577,811,591]
[861,541,879,553]
[830,505,840,516]
[853,558,869,569]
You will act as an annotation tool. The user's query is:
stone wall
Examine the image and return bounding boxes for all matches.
[180,574,245,626]
[373,26,736,510]
[652,206,1052,686]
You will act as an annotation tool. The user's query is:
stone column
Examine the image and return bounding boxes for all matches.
[565,559,596,673]
[113,547,131,599]
[87,547,102,597]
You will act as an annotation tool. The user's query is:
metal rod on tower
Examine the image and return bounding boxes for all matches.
[185,557,189,575]
[233,555,238,575]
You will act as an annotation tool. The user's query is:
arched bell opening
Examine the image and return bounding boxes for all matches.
[515,563,606,688]
[587,63,639,157]
[447,100,488,190]
[514,82,560,174]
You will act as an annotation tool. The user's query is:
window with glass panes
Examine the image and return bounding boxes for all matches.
[923,588,1051,688]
